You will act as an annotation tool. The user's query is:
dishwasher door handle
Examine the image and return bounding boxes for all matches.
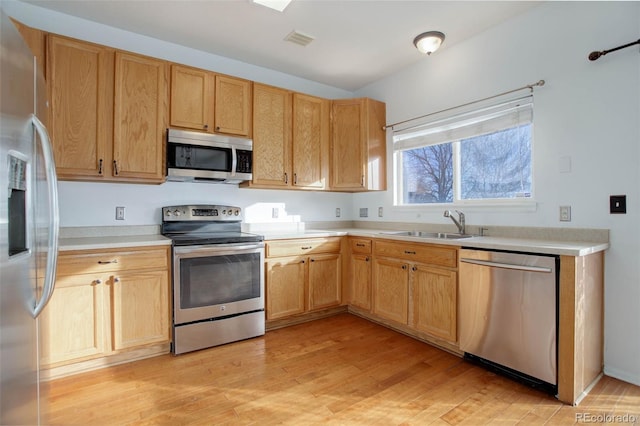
[460,258,553,273]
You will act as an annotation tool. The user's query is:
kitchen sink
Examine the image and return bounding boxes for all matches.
[381,231,474,240]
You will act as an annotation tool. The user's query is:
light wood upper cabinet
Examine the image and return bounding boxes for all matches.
[292,93,329,189]
[331,98,386,191]
[169,65,252,137]
[47,36,167,183]
[47,35,113,179]
[214,74,252,137]
[170,65,214,131]
[113,52,168,182]
[249,86,329,190]
[251,83,292,187]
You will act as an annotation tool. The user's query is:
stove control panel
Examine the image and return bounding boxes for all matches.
[162,205,242,221]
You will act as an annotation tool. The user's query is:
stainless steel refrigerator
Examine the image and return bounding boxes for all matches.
[0,9,59,425]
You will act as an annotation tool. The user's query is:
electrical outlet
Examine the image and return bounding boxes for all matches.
[559,205,571,222]
[115,206,125,220]
[378,207,383,217]
[359,208,368,218]
[272,207,279,219]
[335,208,341,218]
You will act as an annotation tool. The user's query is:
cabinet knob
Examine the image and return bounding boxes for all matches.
[365,256,369,262]
[301,260,305,264]
[94,279,102,284]
[114,277,120,283]
[310,259,315,262]
[402,265,407,270]
[412,266,417,272]
[203,124,208,129]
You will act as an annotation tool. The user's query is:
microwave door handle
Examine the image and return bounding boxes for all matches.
[230,147,237,177]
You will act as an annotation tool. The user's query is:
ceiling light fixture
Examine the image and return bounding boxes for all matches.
[413,31,445,55]
[252,0,292,12]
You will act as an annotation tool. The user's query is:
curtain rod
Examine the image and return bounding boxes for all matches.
[383,79,545,131]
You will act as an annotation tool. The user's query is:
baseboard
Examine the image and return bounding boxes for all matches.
[41,343,170,381]
[603,365,640,387]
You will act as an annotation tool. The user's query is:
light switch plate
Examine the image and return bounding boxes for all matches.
[359,208,368,218]
[115,206,125,220]
[559,205,571,222]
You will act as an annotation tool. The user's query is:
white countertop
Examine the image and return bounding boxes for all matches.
[59,234,172,251]
[57,227,608,256]
[262,228,609,257]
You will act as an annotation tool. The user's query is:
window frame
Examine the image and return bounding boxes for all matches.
[392,96,537,212]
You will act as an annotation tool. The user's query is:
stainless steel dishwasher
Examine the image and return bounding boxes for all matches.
[459,248,559,394]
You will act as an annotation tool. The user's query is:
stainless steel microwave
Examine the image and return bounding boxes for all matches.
[166,128,253,184]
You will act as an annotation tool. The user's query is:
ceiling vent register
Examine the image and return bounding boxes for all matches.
[284,30,314,47]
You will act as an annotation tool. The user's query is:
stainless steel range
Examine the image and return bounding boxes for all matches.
[161,205,265,355]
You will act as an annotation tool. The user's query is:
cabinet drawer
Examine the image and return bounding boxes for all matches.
[374,240,457,268]
[266,237,341,258]
[350,238,372,254]
[57,247,169,276]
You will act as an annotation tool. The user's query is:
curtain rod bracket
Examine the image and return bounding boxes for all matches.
[383,79,546,131]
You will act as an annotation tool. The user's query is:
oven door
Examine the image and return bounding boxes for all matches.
[172,242,264,325]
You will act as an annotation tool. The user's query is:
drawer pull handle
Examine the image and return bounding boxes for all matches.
[301,246,312,250]
[356,243,365,247]
[404,250,416,255]
[98,260,118,264]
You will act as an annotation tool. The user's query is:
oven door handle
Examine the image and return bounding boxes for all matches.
[173,242,264,257]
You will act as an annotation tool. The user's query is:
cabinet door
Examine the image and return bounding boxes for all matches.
[350,253,371,310]
[411,265,457,342]
[373,257,409,324]
[40,274,107,366]
[113,52,167,182]
[214,75,252,136]
[111,270,170,350]
[292,93,329,189]
[251,84,291,187]
[266,257,306,320]
[47,36,113,179]
[308,253,341,310]
[331,98,366,190]
[170,64,214,131]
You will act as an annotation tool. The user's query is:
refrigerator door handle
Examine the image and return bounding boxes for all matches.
[31,114,59,318]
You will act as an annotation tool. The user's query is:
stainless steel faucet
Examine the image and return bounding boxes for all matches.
[444,210,465,234]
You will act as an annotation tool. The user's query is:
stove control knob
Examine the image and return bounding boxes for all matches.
[228,210,233,216]
[234,210,240,216]
[222,209,226,215]
[165,210,172,216]
[173,209,181,217]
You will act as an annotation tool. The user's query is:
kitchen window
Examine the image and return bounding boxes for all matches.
[393,96,533,206]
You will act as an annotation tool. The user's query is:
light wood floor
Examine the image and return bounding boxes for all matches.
[45,314,640,425]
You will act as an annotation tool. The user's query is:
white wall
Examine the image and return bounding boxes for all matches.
[355,2,640,386]
[5,0,639,386]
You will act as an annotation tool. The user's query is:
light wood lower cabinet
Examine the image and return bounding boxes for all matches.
[265,238,342,321]
[371,240,458,343]
[40,246,171,369]
[349,238,372,311]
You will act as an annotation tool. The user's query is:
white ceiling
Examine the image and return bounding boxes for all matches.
[23,0,540,91]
